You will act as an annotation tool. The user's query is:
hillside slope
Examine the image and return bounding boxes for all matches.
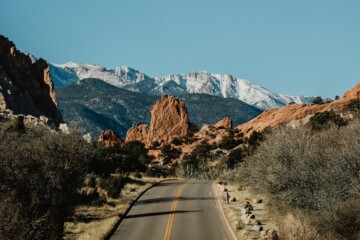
[237,81,360,136]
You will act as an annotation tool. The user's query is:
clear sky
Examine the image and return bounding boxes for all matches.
[1,0,359,97]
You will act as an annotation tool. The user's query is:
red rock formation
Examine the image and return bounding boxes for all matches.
[148,95,190,145]
[98,130,124,148]
[0,35,62,123]
[125,123,149,144]
[237,82,360,136]
[214,117,233,129]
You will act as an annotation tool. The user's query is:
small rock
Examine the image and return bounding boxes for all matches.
[253,198,263,204]
[252,225,263,232]
[255,220,262,225]
[262,229,279,240]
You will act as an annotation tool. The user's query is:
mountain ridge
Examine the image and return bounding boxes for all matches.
[56,78,262,138]
[50,62,323,110]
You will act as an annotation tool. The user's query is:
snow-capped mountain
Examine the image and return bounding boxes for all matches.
[50,62,150,88]
[50,62,322,110]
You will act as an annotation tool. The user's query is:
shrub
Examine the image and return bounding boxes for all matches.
[312,96,324,104]
[75,189,104,206]
[4,115,25,133]
[238,120,360,238]
[347,100,360,113]
[175,141,224,179]
[0,125,92,239]
[308,110,347,131]
[218,134,238,150]
[149,141,160,149]
[98,175,126,199]
[171,137,183,146]
[227,148,243,169]
[124,140,148,160]
[160,144,181,161]
[187,123,199,137]
[84,176,97,188]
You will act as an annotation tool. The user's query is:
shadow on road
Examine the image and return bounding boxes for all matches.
[154,180,210,188]
[136,196,215,205]
[125,210,202,219]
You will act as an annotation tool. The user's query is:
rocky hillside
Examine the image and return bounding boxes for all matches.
[50,62,321,110]
[56,78,262,137]
[237,81,360,136]
[0,35,62,124]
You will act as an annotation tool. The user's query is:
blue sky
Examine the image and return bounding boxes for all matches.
[1,0,359,97]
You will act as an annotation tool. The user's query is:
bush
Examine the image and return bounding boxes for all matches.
[149,141,160,149]
[308,110,347,131]
[4,115,25,133]
[312,96,324,104]
[98,175,126,199]
[175,141,224,179]
[75,189,104,206]
[218,135,238,150]
[227,148,243,169]
[347,100,360,113]
[171,137,183,146]
[160,144,181,161]
[238,121,360,238]
[84,176,97,188]
[0,125,92,239]
[91,140,149,175]
[187,123,199,138]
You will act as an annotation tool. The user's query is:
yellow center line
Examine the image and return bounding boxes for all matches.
[163,181,187,240]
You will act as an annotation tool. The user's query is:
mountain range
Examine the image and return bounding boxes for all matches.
[56,79,262,138]
[50,62,322,110]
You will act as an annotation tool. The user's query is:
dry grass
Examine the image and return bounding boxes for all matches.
[64,176,162,240]
[215,184,278,240]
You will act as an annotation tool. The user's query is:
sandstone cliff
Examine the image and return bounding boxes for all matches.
[125,123,149,145]
[147,95,190,145]
[98,130,124,148]
[0,35,62,124]
[237,82,360,136]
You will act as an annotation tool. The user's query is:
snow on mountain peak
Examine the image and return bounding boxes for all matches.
[50,61,322,110]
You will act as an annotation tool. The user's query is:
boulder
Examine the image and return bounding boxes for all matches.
[98,130,124,148]
[148,95,190,145]
[126,123,149,145]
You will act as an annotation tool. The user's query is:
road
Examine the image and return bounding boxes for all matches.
[110,179,232,240]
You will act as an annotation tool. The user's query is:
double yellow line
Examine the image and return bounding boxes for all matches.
[163,182,187,240]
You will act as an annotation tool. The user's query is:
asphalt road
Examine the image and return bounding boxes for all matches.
[110,179,231,240]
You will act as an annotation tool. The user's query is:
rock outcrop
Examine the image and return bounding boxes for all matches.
[147,95,190,145]
[98,130,124,148]
[125,123,149,144]
[0,35,62,124]
[214,117,233,129]
[237,82,360,136]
